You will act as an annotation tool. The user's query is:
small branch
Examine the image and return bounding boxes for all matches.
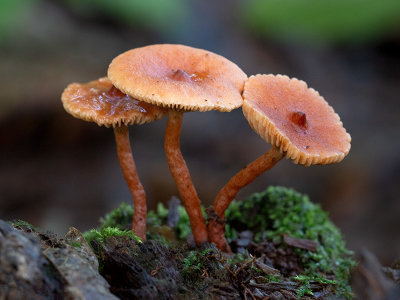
[283,234,318,252]
[254,260,281,275]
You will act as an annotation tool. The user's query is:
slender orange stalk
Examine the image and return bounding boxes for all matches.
[209,146,283,251]
[114,126,147,240]
[164,110,208,245]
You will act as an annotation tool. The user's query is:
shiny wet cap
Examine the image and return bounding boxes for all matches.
[61,77,167,127]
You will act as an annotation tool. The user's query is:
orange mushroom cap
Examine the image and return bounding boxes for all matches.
[61,77,167,127]
[242,74,351,166]
[107,44,247,112]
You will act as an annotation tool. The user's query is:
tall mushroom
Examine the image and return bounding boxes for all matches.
[208,74,351,251]
[61,77,167,239]
[108,44,247,245]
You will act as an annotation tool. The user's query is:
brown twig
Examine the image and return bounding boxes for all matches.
[254,259,281,275]
[283,234,318,252]
[242,284,256,300]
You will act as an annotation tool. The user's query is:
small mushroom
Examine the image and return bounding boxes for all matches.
[61,77,167,239]
[108,44,247,245]
[209,74,351,251]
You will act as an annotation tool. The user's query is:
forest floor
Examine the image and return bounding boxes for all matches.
[0,187,399,299]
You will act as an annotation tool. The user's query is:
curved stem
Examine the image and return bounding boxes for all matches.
[209,146,283,251]
[164,110,208,245]
[114,126,147,240]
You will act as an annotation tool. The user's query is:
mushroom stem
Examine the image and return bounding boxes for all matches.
[164,110,208,245]
[209,146,284,251]
[114,125,147,240]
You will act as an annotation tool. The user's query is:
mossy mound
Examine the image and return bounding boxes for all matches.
[84,226,142,245]
[225,186,356,297]
[87,186,355,298]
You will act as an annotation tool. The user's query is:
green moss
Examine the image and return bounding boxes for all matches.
[264,274,282,283]
[148,203,192,240]
[86,187,354,298]
[83,226,142,245]
[227,252,248,265]
[147,203,169,227]
[294,274,336,297]
[10,219,38,231]
[175,206,191,239]
[181,247,223,287]
[99,202,134,230]
[225,186,356,298]
[183,248,212,272]
[98,201,193,241]
[70,242,82,248]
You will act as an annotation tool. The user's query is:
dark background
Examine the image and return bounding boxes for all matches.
[1,0,399,264]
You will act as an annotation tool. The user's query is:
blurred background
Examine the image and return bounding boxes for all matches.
[1,0,399,264]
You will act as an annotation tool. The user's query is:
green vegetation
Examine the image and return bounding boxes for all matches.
[147,203,192,240]
[175,206,192,239]
[147,203,169,227]
[182,248,213,273]
[251,266,282,283]
[88,201,190,245]
[10,219,38,231]
[99,202,134,230]
[180,247,228,288]
[0,0,38,40]
[100,201,192,241]
[60,0,187,34]
[227,252,247,265]
[83,226,142,245]
[264,274,281,283]
[70,242,82,248]
[225,186,356,298]
[241,0,400,44]
[294,274,336,298]
[89,186,354,297]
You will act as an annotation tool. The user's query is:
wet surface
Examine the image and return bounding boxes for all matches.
[169,69,210,83]
[62,78,166,126]
[289,111,307,129]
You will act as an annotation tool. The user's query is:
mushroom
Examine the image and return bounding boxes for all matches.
[108,44,247,245]
[208,74,351,251]
[61,77,167,240]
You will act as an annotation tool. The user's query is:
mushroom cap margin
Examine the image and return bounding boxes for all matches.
[108,44,247,112]
[242,74,351,166]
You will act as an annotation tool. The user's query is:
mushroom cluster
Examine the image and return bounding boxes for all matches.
[62,44,350,251]
[108,44,247,245]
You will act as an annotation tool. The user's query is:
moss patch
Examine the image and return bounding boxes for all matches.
[225,186,356,298]
[84,226,142,245]
[10,219,38,232]
[99,203,134,230]
[148,202,200,241]
[84,186,355,298]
